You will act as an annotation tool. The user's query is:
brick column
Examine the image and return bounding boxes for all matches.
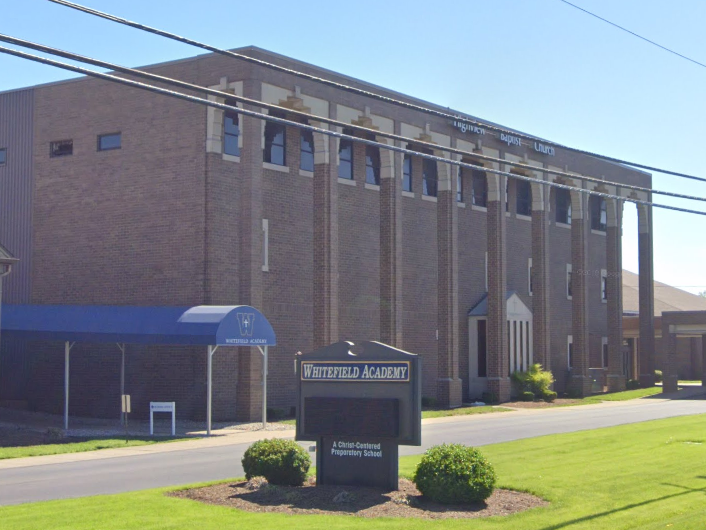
[530,172,550,371]
[661,318,677,392]
[637,203,656,387]
[569,188,592,397]
[235,80,264,421]
[606,198,626,391]
[436,155,462,407]
[486,168,510,402]
[312,121,338,348]
[379,136,403,347]
[702,334,706,388]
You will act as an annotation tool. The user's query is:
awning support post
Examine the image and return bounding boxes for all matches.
[117,343,126,424]
[207,345,219,436]
[64,341,75,431]
[258,345,268,429]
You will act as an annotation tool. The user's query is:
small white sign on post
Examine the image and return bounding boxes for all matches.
[150,401,175,436]
[121,395,131,413]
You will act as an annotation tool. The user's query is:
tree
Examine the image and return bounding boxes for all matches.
[699,291,706,298]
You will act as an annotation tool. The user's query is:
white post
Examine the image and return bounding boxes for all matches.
[262,346,268,429]
[207,345,213,436]
[118,343,126,424]
[64,341,74,431]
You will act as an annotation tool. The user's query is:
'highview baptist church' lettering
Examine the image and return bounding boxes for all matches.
[301,361,410,382]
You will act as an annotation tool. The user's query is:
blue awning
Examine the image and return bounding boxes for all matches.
[1,304,276,346]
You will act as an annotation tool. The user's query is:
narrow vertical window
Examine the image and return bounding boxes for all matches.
[262,219,269,272]
[300,130,314,172]
[402,154,412,192]
[568,336,574,369]
[591,195,607,231]
[223,111,240,157]
[528,258,533,296]
[98,133,121,151]
[505,178,509,212]
[456,167,463,202]
[516,180,532,216]
[338,129,353,179]
[365,145,380,185]
[556,188,572,224]
[422,158,437,197]
[0,148,6,166]
[601,269,608,302]
[472,169,487,207]
[264,113,286,166]
[485,251,488,291]
[602,337,609,368]
[567,264,573,299]
[477,320,487,377]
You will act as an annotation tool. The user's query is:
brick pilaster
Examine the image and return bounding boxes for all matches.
[379,135,403,348]
[661,319,678,392]
[486,169,510,402]
[312,119,338,348]
[569,189,592,397]
[235,79,264,421]
[606,198,626,391]
[638,204,656,387]
[436,155,462,407]
[530,173,550,371]
[702,334,706,387]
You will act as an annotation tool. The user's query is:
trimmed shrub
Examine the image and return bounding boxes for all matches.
[654,370,663,383]
[481,391,498,404]
[413,444,496,504]
[241,438,310,486]
[511,364,554,398]
[541,390,558,403]
[626,379,641,390]
[421,396,437,408]
[520,391,535,402]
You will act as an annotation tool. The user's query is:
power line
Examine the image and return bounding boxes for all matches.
[559,0,706,70]
[2,44,705,219]
[5,33,706,206]
[47,0,706,184]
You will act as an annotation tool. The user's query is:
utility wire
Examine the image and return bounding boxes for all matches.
[5,33,706,206]
[2,44,705,219]
[559,0,706,70]
[47,0,706,184]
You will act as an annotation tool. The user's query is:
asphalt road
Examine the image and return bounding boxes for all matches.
[1,396,705,506]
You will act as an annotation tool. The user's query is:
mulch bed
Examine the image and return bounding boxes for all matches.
[169,477,548,519]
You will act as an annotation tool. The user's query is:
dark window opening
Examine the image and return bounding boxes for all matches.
[472,169,487,207]
[477,320,487,377]
[505,178,510,212]
[567,269,573,298]
[365,145,380,185]
[338,128,354,179]
[516,179,532,216]
[402,154,412,192]
[422,158,437,197]
[591,195,607,232]
[457,168,464,203]
[264,112,286,166]
[0,148,5,165]
[98,133,121,151]
[556,188,572,224]
[568,340,574,369]
[603,342,609,368]
[50,140,73,158]
[602,275,608,301]
[223,110,240,157]
[300,130,314,172]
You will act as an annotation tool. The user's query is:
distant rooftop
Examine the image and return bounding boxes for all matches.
[622,270,706,316]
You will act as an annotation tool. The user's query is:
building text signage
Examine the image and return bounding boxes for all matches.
[301,361,410,382]
[452,119,486,135]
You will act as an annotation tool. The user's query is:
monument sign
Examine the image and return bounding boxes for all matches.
[296,341,421,490]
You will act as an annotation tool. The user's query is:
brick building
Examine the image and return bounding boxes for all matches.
[0,46,657,421]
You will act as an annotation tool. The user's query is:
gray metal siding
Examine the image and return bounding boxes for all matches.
[0,89,33,303]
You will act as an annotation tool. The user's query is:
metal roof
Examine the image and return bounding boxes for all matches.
[1,304,276,346]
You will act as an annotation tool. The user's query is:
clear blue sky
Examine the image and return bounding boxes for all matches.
[2,0,705,293]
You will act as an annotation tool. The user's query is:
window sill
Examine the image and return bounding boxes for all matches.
[556,222,572,229]
[299,169,314,178]
[338,177,356,186]
[263,162,289,173]
[567,296,573,300]
[364,183,380,191]
[591,229,607,236]
[602,299,607,304]
[471,204,487,212]
[457,202,466,208]
[223,154,240,163]
[516,214,532,222]
[422,195,438,203]
[402,191,415,198]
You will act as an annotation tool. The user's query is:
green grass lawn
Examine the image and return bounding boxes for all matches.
[0,437,185,460]
[576,386,663,404]
[421,405,512,418]
[3,414,706,529]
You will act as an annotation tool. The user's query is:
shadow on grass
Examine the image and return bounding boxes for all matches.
[539,478,706,530]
